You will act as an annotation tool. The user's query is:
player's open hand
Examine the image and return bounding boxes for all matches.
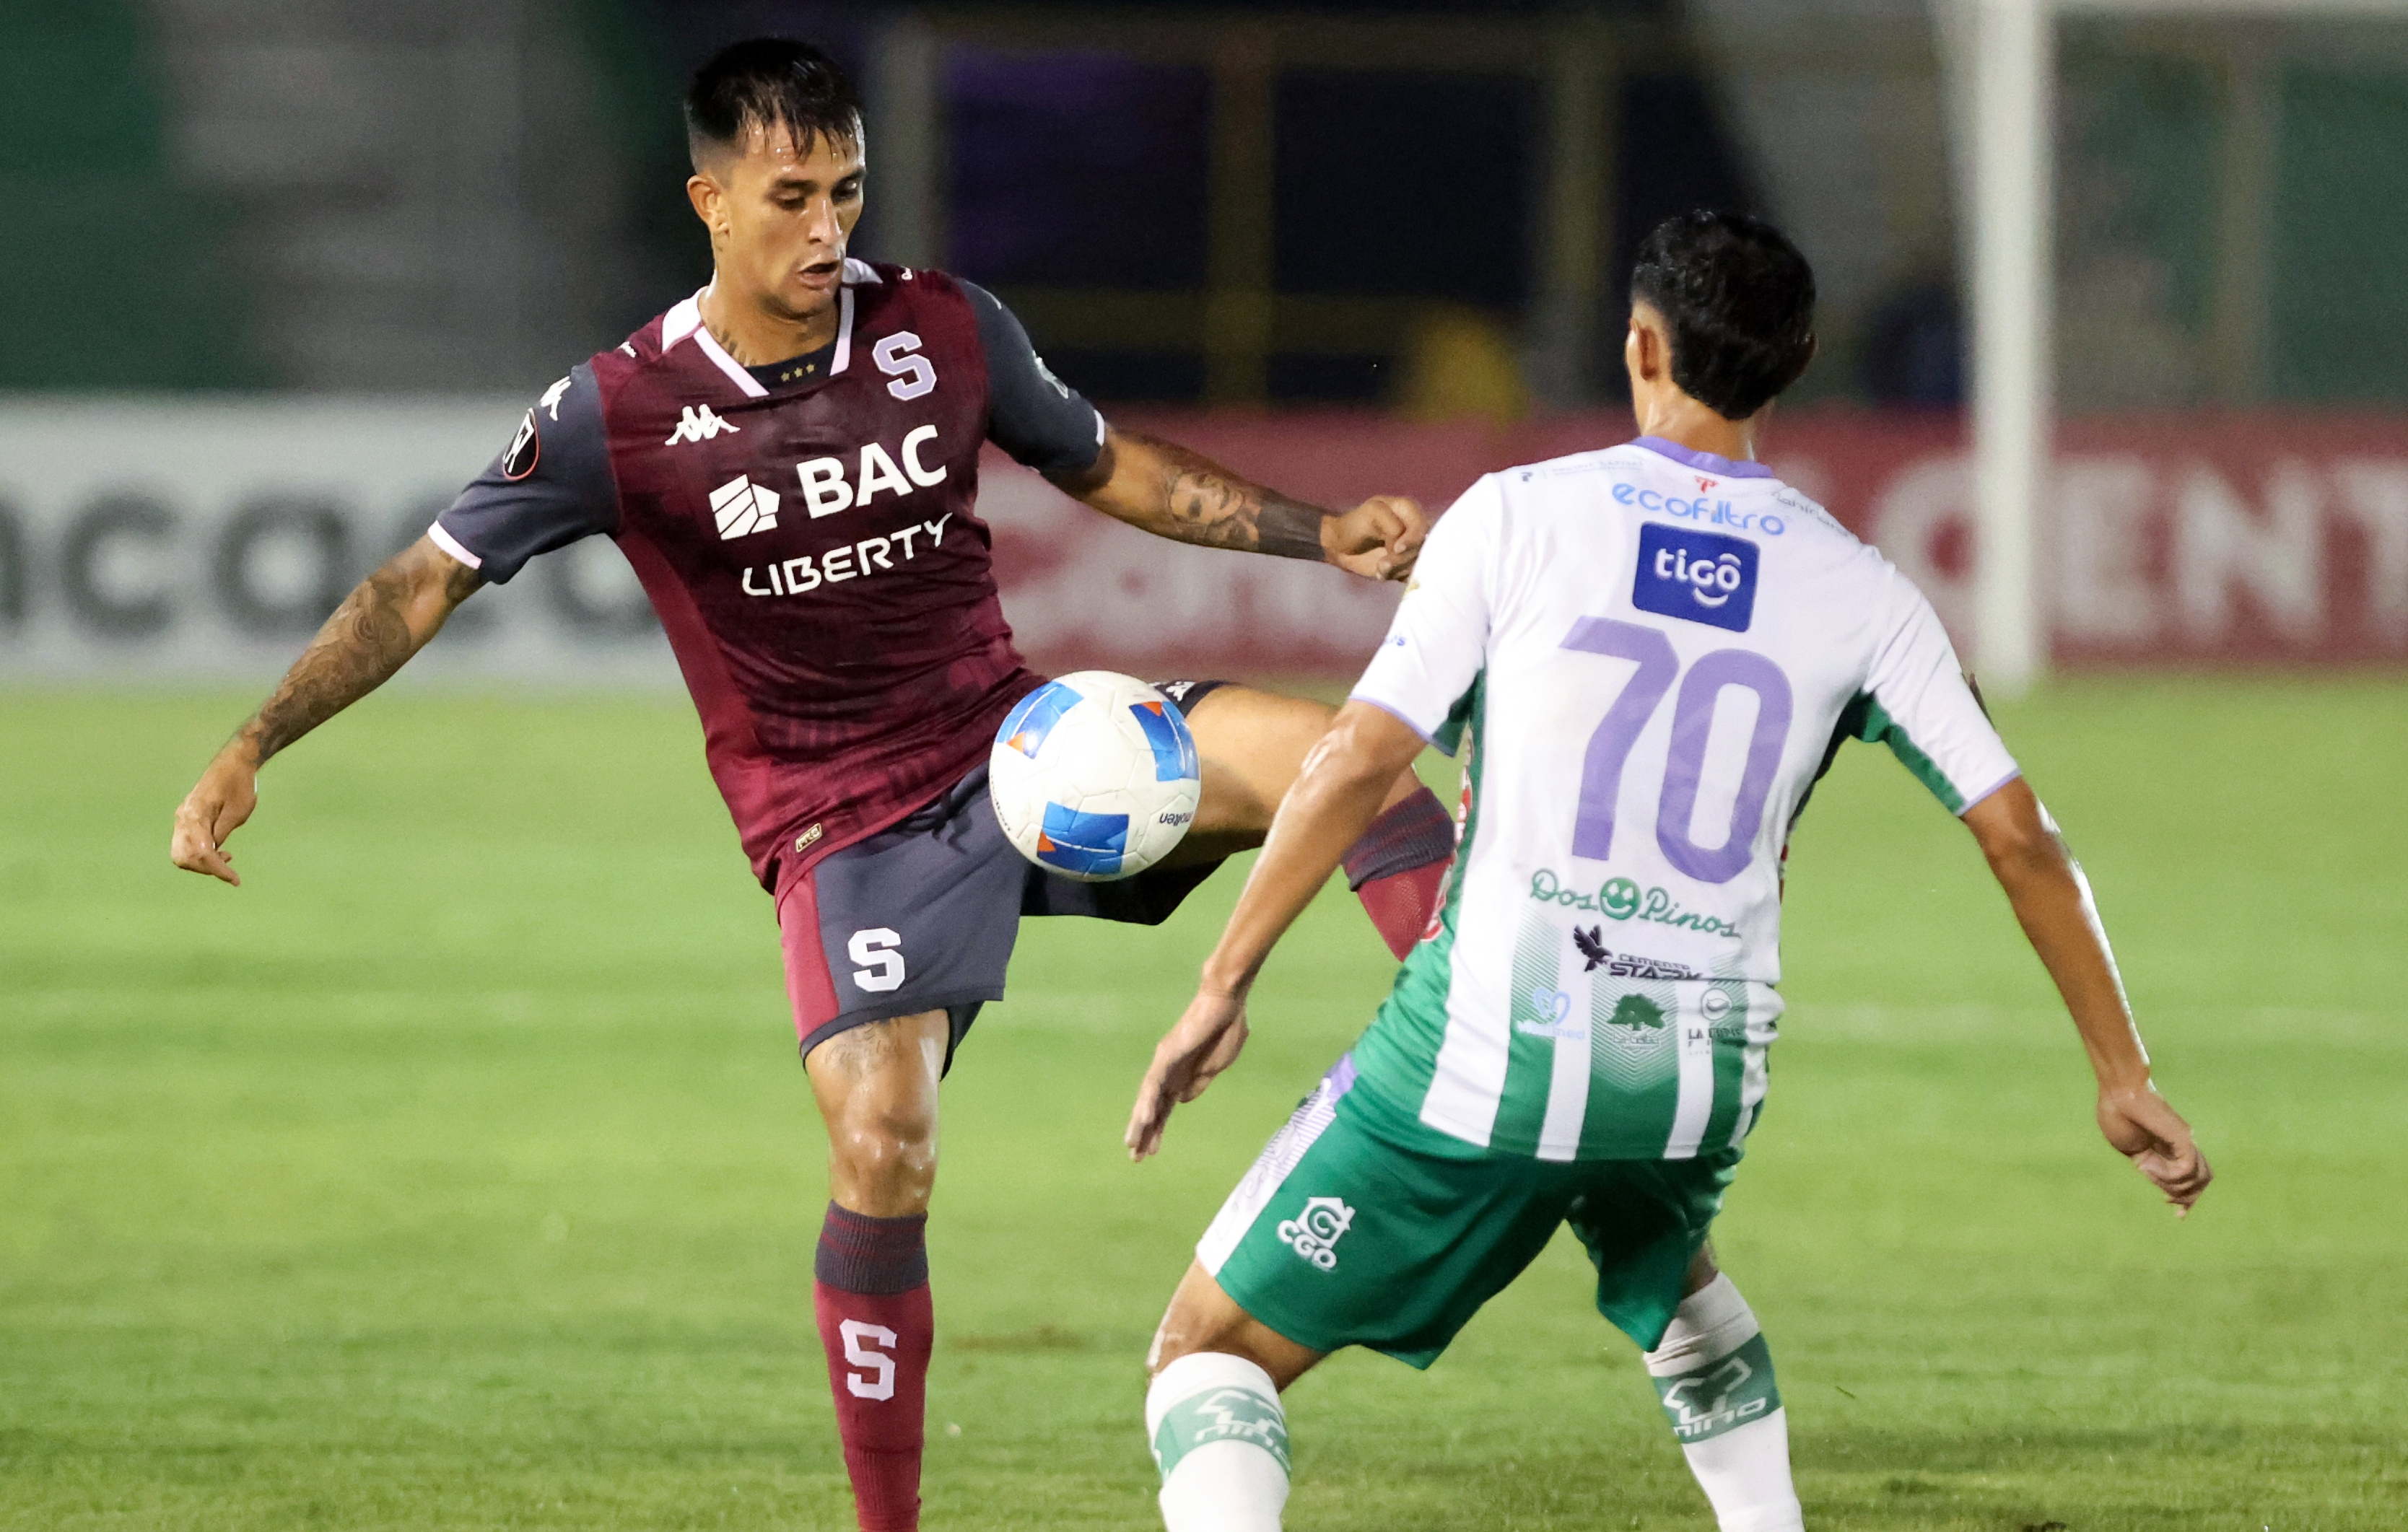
[1323,495,1428,582]
[171,749,259,886]
[1127,987,1252,1161]
[2097,1082,2211,1216]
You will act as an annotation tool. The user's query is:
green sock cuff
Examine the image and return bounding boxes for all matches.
[1652,1331,1782,1443]
[1152,1385,1292,1480]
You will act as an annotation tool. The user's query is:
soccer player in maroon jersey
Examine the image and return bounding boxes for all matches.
[170,38,1457,1532]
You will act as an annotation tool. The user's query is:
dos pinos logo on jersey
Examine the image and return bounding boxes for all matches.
[1634,523,1760,633]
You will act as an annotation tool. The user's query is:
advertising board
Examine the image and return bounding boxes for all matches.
[2,400,2400,686]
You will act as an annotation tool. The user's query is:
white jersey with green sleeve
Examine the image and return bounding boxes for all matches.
[1343,437,2020,1163]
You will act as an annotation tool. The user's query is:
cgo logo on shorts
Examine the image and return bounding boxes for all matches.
[1275,1196,1355,1271]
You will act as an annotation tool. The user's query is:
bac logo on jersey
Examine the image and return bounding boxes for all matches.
[1634,523,1759,633]
[797,425,948,519]
[710,475,780,539]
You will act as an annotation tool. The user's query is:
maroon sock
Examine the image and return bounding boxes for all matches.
[1343,785,1457,960]
[813,1204,933,1532]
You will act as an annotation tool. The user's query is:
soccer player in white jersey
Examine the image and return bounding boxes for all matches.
[1119,211,2212,1532]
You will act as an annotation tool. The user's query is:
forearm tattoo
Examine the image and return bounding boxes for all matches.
[238,551,480,763]
[1129,431,1327,561]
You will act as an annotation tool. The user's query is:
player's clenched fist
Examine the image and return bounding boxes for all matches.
[2097,1082,2213,1216]
[1322,494,1428,582]
[171,750,258,887]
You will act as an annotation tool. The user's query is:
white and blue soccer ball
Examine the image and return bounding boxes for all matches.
[990,671,1202,882]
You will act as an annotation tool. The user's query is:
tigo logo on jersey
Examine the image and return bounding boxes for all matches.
[710,475,779,539]
[1634,523,1759,632]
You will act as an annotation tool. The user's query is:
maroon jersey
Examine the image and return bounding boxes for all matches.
[435,260,1108,892]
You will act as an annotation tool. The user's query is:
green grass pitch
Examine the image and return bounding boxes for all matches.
[4,676,2404,1530]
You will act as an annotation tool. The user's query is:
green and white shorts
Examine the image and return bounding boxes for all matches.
[1198,1054,1739,1367]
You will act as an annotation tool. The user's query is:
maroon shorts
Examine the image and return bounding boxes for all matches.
[777,682,1231,1071]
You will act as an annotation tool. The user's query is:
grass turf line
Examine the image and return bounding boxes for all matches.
[1,676,2402,1529]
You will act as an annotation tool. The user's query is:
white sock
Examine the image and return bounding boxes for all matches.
[1145,1351,1290,1532]
[1644,1274,1805,1532]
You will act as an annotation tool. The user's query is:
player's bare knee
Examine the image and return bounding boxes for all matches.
[1186,687,1346,839]
[1148,1315,1269,1383]
[1683,1240,1720,1295]
[1147,1264,1317,1389]
[828,1121,938,1210]
[832,1098,936,1164]
[1187,687,1335,771]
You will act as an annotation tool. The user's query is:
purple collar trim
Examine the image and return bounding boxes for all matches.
[1631,435,1774,479]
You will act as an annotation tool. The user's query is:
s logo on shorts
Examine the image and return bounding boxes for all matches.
[1275,1196,1355,1271]
[848,927,907,992]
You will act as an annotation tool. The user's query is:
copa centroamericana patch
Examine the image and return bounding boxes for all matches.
[501,409,541,481]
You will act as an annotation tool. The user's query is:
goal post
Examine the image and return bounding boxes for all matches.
[1958,0,2408,696]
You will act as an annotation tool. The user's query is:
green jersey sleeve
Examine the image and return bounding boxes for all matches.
[1851,570,2021,814]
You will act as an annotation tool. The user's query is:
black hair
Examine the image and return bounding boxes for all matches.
[684,38,863,168]
[1628,211,1817,420]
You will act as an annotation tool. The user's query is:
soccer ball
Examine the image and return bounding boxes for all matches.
[990,672,1202,882]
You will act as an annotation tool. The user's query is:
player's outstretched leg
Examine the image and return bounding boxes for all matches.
[1646,1253,1805,1532]
[806,1012,948,1532]
[1177,685,1454,958]
[1144,1262,1324,1532]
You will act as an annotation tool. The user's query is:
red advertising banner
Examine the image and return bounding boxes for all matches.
[0,401,2397,683]
[992,408,2408,677]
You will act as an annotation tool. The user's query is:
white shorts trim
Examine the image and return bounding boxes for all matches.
[1196,1066,1351,1276]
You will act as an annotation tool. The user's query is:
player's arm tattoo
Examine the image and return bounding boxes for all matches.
[1076,430,1329,561]
[236,539,483,763]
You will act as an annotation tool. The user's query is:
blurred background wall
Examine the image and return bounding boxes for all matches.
[3,0,2405,678]
[21,0,2408,411]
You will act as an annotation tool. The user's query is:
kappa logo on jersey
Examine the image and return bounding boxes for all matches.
[538,375,572,420]
[1634,523,1760,632]
[666,404,741,445]
[710,475,780,539]
[1275,1196,1354,1271]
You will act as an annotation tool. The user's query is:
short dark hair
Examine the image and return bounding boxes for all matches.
[1628,211,1817,420]
[684,38,863,168]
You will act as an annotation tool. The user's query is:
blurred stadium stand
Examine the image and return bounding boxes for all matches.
[17,1,2406,411]
[0,4,265,388]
